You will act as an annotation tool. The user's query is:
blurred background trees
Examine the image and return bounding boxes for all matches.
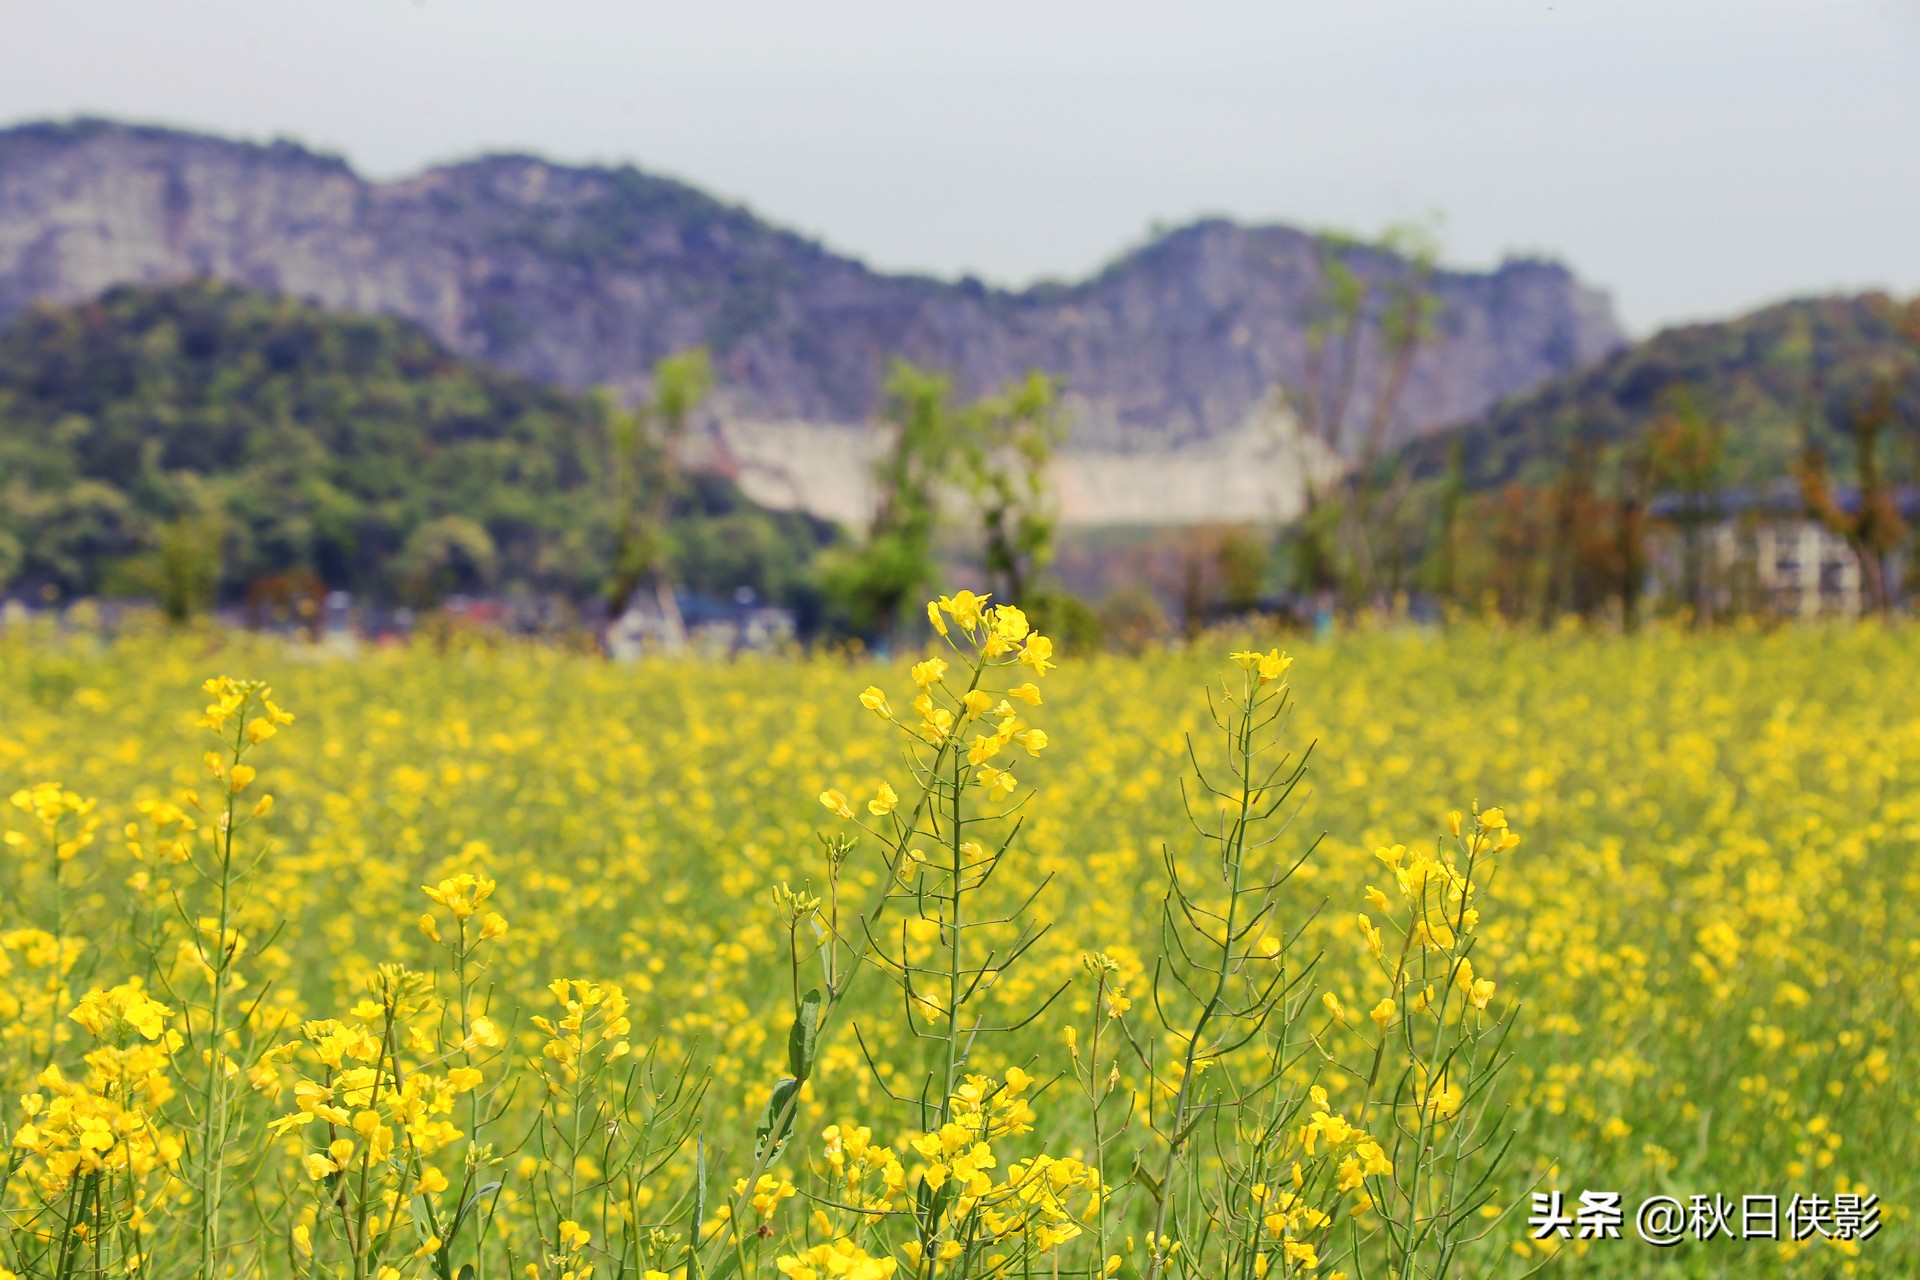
[0,281,832,625]
[1278,225,1443,612]
[605,346,716,649]
[1,278,1916,646]
[815,361,956,645]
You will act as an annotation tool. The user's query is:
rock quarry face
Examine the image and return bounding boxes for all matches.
[0,119,1626,525]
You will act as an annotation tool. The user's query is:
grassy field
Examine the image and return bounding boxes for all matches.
[0,614,1913,1278]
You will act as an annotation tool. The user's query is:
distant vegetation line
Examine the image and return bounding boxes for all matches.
[2,276,1916,643]
[0,280,836,617]
[1400,293,1920,490]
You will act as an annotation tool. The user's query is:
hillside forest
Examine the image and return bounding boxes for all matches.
[0,281,835,627]
[1,275,1919,643]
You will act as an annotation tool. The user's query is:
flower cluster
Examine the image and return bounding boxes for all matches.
[1360,806,1519,1019]
[1248,1180,1335,1275]
[5,981,184,1275]
[733,1172,798,1221]
[980,1154,1104,1255]
[889,1070,1103,1272]
[1228,646,1294,685]
[124,797,198,867]
[13,984,183,1191]
[534,978,633,1081]
[5,782,100,862]
[776,1236,899,1280]
[819,1122,907,1216]
[276,1025,473,1161]
[827,591,1056,830]
[549,1216,593,1280]
[268,958,487,1272]
[418,871,509,945]
[198,675,295,741]
[1296,1086,1394,1196]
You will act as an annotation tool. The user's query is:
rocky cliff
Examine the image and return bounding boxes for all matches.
[0,119,1626,523]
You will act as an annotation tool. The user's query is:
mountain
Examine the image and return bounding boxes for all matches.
[0,279,833,607]
[1404,293,1920,491]
[0,119,1626,524]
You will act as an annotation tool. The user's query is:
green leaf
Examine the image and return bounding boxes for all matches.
[754,1076,800,1162]
[1129,1160,1165,1205]
[686,1135,708,1278]
[787,987,822,1080]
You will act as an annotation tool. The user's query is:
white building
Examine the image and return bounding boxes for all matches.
[1649,486,1913,618]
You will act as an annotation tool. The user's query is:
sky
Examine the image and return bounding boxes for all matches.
[4,0,1918,335]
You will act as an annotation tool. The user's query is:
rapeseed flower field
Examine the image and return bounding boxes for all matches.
[0,607,1913,1279]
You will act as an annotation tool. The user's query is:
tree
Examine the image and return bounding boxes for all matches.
[1541,439,1595,625]
[11,480,143,597]
[0,528,19,593]
[1898,300,1920,603]
[1649,391,1724,625]
[1177,531,1214,639]
[152,513,225,624]
[1281,227,1442,606]
[397,515,498,606]
[957,371,1065,607]
[1798,377,1908,614]
[1216,525,1268,615]
[0,285,828,618]
[1284,244,1363,597]
[1481,483,1550,621]
[605,347,714,649]
[99,502,226,625]
[818,361,956,644]
[1612,431,1657,631]
[1426,440,1466,608]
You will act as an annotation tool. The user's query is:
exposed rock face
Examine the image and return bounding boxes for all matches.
[0,119,1626,523]
[710,412,1342,529]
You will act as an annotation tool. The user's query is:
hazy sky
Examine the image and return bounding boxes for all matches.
[5,0,1918,334]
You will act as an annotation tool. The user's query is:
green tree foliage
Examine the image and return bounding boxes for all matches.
[605,347,717,644]
[1386,292,1920,625]
[957,370,1065,607]
[1401,293,1920,492]
[150,511,225,623]
[1215,525,1268,614]
[818,363,1071,643]
[1799,378,1910,614]
[818,360,956,641]
[1650,391,1727,623]
[1283,226,1443,603]
[0,281,832,610]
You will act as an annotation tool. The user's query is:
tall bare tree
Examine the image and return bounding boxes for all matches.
[1799,378,1908,614]
[1281,227,1441,606]
[1612,430,1657,631]
[606,346,714,651]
